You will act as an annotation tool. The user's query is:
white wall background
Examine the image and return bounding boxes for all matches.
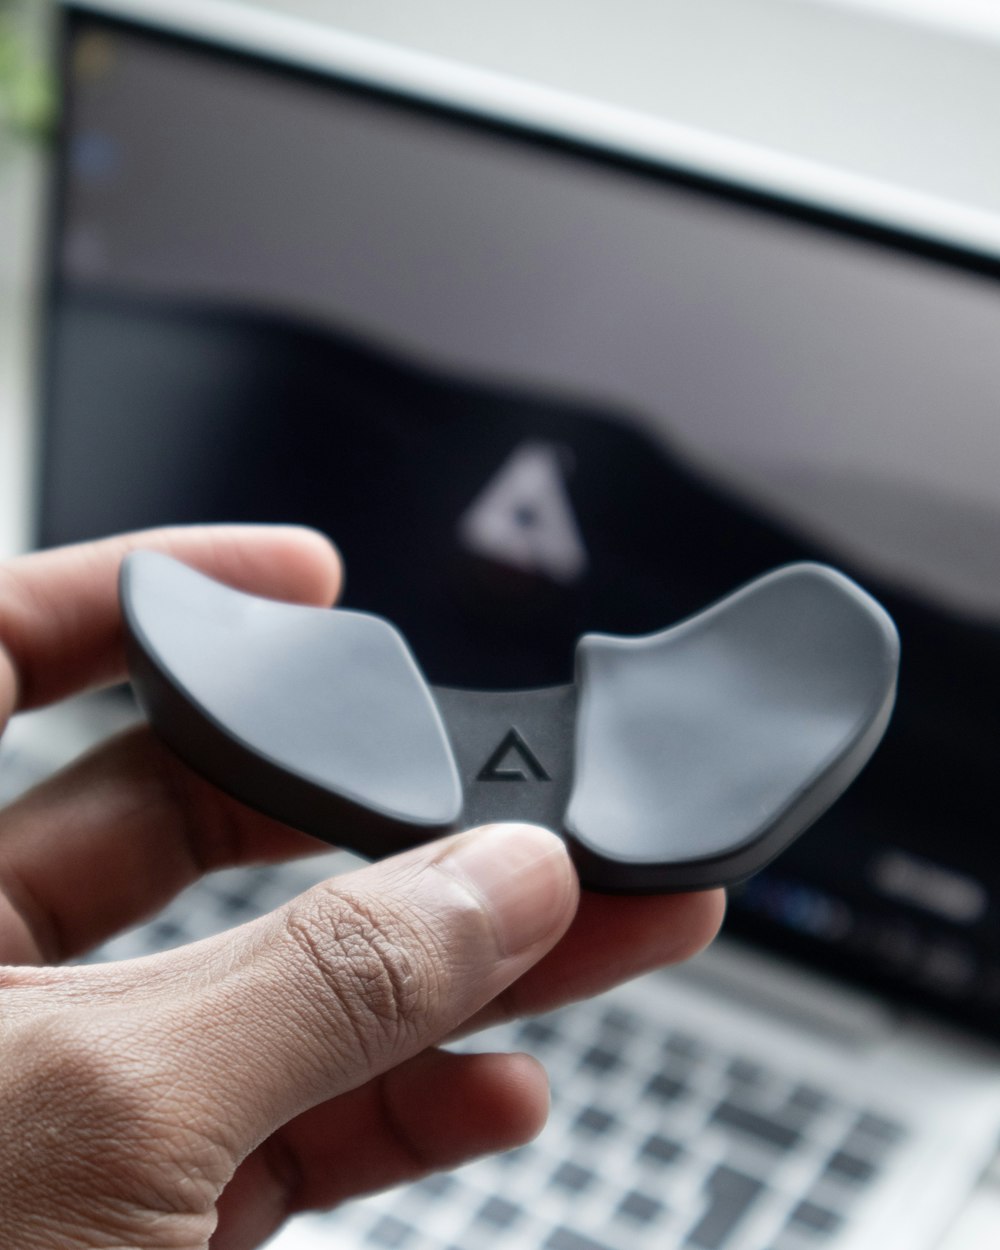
[232,0,1000,213]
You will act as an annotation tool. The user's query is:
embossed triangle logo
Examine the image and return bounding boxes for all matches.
[476,728,551,782]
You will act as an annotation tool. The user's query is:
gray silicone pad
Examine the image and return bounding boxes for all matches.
[122,552,461,856]
[567,566,898,891]
[120,553,899,891]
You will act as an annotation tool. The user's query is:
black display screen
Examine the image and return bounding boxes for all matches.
[45,9,1000,1033]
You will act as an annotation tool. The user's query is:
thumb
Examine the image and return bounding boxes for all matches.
[151,822,578,1161]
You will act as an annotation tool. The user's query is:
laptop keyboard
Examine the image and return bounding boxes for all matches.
[0,711,911,1250]
[318,1002,907,1250]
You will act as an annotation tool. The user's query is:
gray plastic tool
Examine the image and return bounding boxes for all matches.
[120,553,898,892]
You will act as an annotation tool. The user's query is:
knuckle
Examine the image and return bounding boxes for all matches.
[2,1015,145,1179]
[282,884,440,1063]
[11,1012,135,1120]
[0,1010,225,1235]
[8,1013,161,1166]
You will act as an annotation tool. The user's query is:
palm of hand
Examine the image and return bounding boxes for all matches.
[0,527,722,1250]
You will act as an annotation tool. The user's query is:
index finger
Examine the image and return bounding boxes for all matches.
[0,525,341,727]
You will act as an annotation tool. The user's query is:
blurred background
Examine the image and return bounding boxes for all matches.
[5,0,1000,555]
[5,5,1000,1250]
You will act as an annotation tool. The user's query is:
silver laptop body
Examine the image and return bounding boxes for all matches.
[8,2,1000,1246]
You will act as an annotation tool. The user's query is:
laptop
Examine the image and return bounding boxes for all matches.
[5,1,1000,1246]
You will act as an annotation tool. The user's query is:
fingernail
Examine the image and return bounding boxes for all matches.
[437,823,577,956]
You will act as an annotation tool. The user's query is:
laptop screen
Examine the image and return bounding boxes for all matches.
[44,9,1000,1034]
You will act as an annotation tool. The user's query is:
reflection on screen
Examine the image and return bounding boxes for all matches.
[46,16,1000,1033]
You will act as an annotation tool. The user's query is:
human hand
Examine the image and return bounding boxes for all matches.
[0,526,724,1250]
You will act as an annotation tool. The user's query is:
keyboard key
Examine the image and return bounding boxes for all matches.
[580,1044,622,1073]
[148,920,185,947]
[854,1111,906,1145]
[618,1189,665,1224]
[787,1084,829,1114]
[789,1200,843,1236]
[664,1031,704,1060]
[646,1072,688,1103]
[839,1118,908,1166]
[551,1161,597,1193]
[727,1057,764,1085]
[213,887,258,916]
[415,1172,456,1198]
[686,1164,765,1249]
[640,1133,685,1165]
[574,1106,617,1136]
[366,1214,414,1247]
[476,1196,522,1228]
[519,1019,561,1049]
[825,1150,878,1185]
[710,1100,802,1150]
[545,1227,616,1250]
[600,1007,638,1034]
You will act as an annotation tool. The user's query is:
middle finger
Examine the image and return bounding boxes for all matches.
[0,725,325,964]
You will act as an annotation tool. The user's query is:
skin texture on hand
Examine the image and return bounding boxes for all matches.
[0,527,725,1250]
